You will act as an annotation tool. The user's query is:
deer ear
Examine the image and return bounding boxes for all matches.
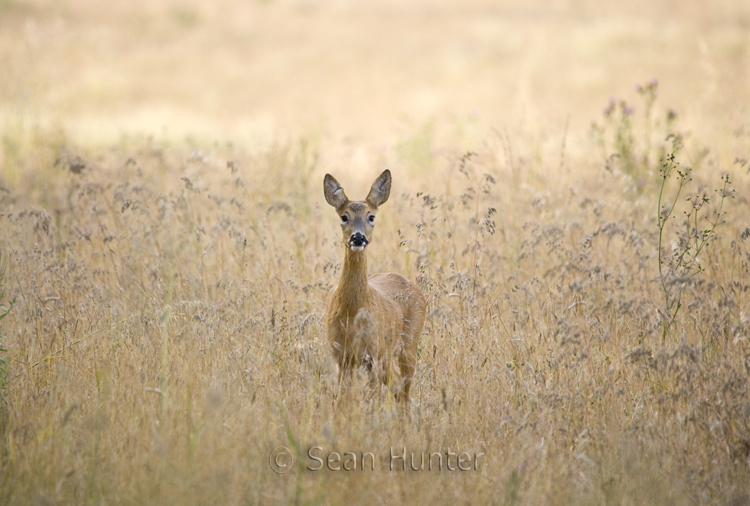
[366,170,391,209]
[324,174,348,209]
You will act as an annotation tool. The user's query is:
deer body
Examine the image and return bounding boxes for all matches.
[324,170,426,402]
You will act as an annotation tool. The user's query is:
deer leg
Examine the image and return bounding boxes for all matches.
[397,352,416,402]
[335,353,357,400]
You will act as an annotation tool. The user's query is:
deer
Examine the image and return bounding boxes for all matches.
[323,169,426,402]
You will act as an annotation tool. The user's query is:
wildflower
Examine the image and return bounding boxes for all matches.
[603,98,616,116]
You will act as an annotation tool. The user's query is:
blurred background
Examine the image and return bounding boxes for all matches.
[0,0,748,159]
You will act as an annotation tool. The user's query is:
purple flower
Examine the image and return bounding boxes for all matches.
[623,104,634,116]
[650,78,659,87]
[603,98,617,116]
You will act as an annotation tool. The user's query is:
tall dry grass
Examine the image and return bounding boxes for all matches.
[0,87,749,505]
[1,0,750,504]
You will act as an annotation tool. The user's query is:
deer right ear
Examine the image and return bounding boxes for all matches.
[366,169,391,209]
[324,174,348,209]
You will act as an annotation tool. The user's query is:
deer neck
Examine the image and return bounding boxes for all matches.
[337,248,371,313]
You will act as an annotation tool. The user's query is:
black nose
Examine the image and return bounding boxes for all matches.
[349,233,368,247]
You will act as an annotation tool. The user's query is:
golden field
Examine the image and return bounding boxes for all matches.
[0,0,749,504]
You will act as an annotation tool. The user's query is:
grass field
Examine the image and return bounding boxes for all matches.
[1,0,749,504]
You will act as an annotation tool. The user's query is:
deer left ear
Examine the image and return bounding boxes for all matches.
[366,170,391,209]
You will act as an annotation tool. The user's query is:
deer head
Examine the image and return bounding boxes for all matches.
[323,170,391,252]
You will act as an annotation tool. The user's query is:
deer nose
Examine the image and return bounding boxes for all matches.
[349,232,368,248]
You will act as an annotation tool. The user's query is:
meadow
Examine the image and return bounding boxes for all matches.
[1,0,749,504]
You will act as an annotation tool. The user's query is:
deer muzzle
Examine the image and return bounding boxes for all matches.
[348,232,369,251]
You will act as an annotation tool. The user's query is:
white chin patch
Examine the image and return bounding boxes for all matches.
[349,245,365,251]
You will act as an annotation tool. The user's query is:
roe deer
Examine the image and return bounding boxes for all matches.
[324,169,426,402]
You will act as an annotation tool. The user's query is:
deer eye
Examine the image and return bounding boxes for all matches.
[341,215,348,224]
[368,215,375,224]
